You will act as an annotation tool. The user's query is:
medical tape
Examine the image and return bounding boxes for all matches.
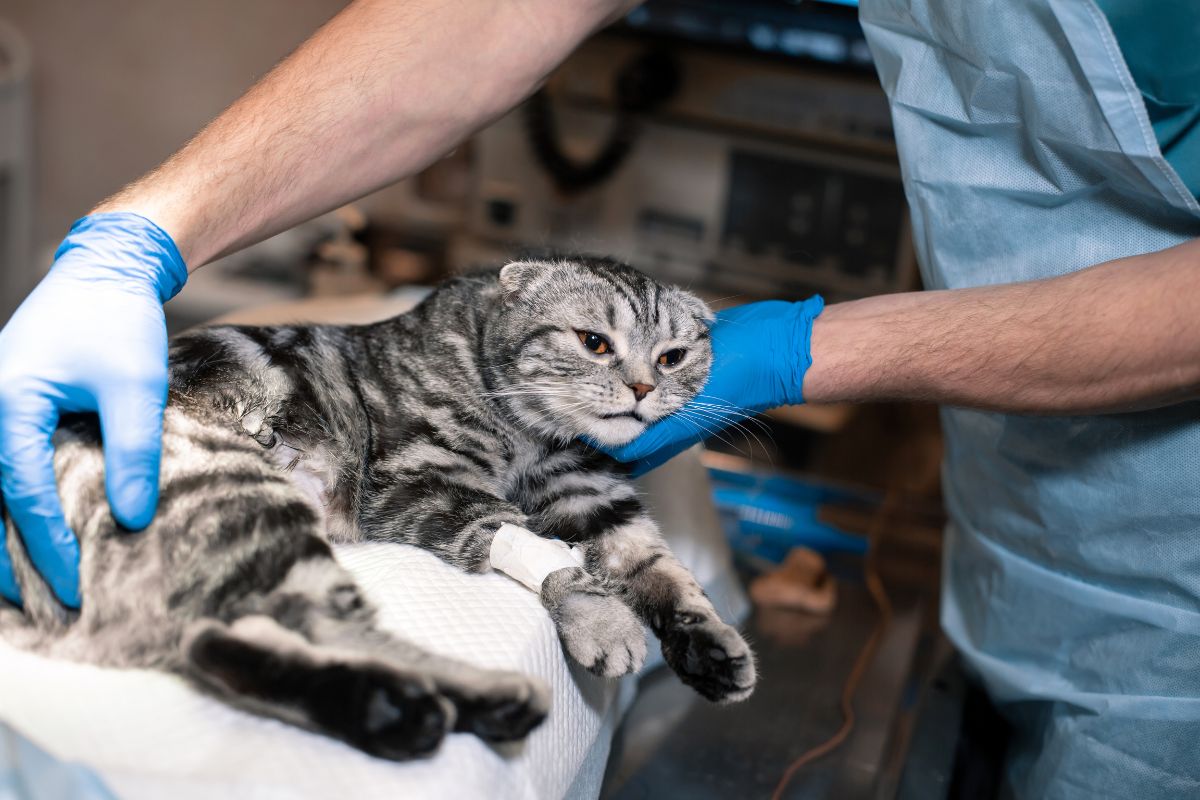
[489,523,586,592]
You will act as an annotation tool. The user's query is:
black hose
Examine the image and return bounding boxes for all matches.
[523,49,682,195]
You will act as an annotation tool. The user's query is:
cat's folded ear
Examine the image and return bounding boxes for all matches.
[670,288,716,326]
[499,261,543,301]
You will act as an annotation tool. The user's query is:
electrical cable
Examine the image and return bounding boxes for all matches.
[770,489,899,800]
[523,49,680,195]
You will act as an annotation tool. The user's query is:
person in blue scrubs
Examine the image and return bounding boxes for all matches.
[0,1,1196,796]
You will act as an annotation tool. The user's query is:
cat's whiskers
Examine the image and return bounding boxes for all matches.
[680,404,775,457]
[685,401,774,435]
[480,383,577,399]
[662,406,737,448]
[689,394,777,441]
[664,409,747,456]
[671,407,772,461]
[692,392,766,416]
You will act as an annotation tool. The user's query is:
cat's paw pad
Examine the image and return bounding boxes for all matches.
[447,671,551,743]
[661,612,756,703]
[554,591,647,678]
[356,673,454,759]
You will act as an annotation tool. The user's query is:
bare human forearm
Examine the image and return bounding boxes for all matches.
[803,238,1200,414]
[94,0,635,268]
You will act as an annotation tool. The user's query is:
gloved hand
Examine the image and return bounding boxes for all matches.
[600,296,824,476]
[0,213,187,606]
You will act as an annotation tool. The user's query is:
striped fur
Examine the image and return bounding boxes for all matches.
[0,257,755,761]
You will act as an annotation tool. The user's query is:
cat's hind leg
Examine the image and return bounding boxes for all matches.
[182,614,451,760]
[311,620,550,744]
[282,559,550,744]
[201,556,549,751]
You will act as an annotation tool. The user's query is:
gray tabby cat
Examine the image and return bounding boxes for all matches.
[0,257,756,760]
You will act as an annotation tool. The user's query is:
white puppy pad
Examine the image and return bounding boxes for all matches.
[0,543,635,800]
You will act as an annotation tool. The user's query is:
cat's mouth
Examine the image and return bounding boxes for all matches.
[599,410,647,423]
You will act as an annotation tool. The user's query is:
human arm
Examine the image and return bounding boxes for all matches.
[803,237,1200,413]
[604,237,1200,471]
[95,0,637,267]
[0,0,635,605]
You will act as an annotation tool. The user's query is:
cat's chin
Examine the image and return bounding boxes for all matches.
[585,416,648,447]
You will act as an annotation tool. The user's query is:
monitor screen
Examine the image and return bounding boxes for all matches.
[622,0,871,69]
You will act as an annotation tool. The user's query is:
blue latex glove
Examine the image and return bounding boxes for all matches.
[601,296,824,476]
[0,213,187,606]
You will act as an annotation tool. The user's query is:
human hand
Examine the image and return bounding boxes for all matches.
[599,296,824,476]
[0,213,187,606]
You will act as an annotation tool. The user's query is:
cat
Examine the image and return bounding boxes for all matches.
[0,256,757,761]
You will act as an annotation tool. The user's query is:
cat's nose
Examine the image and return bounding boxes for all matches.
[628,383,656,402]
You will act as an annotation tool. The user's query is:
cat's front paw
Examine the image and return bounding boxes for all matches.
[557,592,648,677]
[541,567,647,678]
[659,611,756,703]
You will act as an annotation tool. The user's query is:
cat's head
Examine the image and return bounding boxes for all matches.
[488,257,714,446]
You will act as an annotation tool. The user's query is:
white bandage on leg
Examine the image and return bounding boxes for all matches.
[489,523,586,592]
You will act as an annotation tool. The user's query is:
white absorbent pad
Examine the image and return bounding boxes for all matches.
[0,543,636,800]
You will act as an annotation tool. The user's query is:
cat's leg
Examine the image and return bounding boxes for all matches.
[209,556,549,746]
[361,478,528,572]
[538,565,648,678]
[532,481,755,702]
[182,614,452,760]
[585,512,756,702]
[312,623,550,743]
[363,472,648,679]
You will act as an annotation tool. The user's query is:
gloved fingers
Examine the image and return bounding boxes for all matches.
[626,439,695,478]
[0,525,19,604]
[98,378,167,532]
[0,394,80,608]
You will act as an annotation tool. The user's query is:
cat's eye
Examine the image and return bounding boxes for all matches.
[576,330,611,355]
[658,348,686,367]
